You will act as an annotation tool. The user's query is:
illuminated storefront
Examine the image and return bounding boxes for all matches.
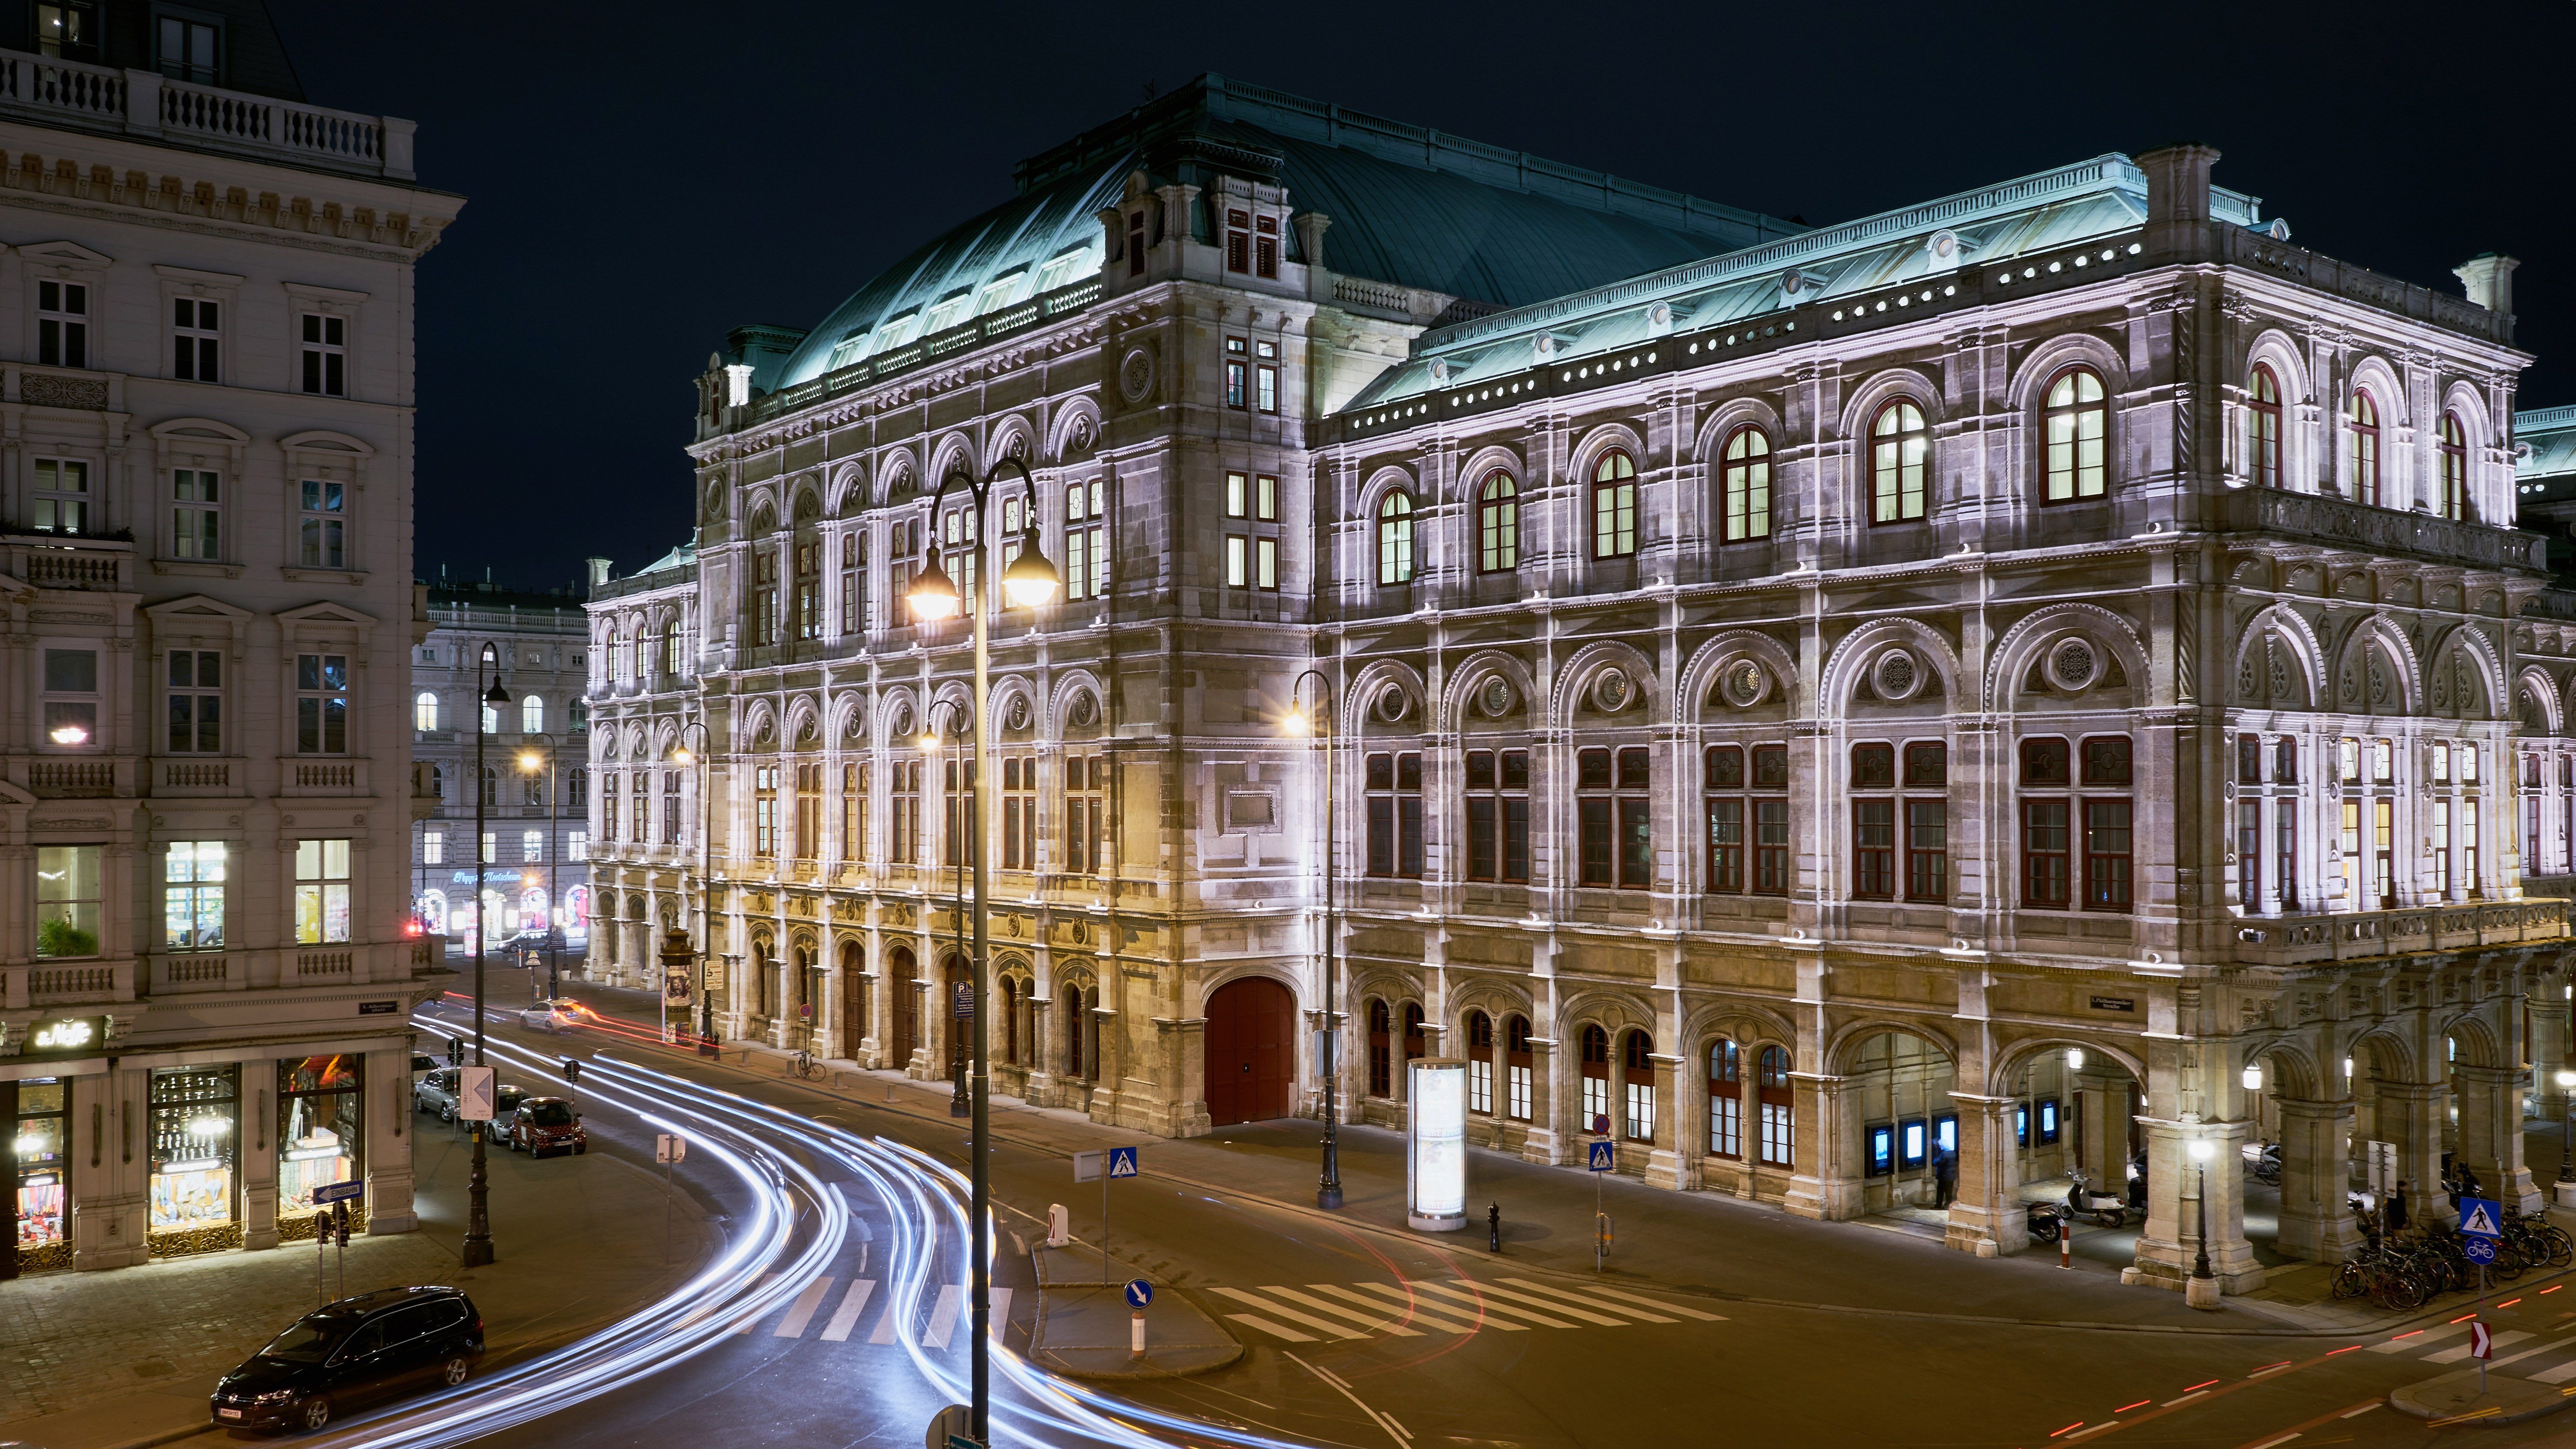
[148,1065,241,1256]
[6,1078,70,1275]
[277,1056,363,1236]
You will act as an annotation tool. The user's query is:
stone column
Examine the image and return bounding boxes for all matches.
[2453,1063,2541,1213]
[363,1044,418,1234]
[2073,1066,2134,1195]
[1521,1039,1561,1166]
[2135,1117,2262,1295]
[242,1056,278,1251]
[1645,1054,1686,1190]
[1784,1071,1852,1221]
[2531,993,2571,1126]
[2273,1097,2363,1263]
[2375,1081,2450,1227]
[1946,1093,2025,1256]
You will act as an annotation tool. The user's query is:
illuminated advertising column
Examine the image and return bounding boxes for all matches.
[1408,1058,1468,1231]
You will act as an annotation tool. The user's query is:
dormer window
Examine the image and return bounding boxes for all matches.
[1035,243,1093,293]
[1255,216,1279,279]
[34,3,96,62]
[1226,209,1251,273]
[974,268,1028,316]
[921,289,973,335]
[158,13,219,84]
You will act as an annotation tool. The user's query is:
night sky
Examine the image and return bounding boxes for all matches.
[261,0,2576,593]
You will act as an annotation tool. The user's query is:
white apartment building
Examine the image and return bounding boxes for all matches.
[0,5,460,1275]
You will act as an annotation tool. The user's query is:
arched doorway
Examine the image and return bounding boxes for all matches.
[839,939,865,1060]
[1204,977,1293,1125]
[889,944,918,1072]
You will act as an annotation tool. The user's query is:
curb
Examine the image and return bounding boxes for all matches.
[2387,1368,2576,1426]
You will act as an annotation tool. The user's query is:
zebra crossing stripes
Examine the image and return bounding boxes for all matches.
[2425,1329,2531,1364]
[716,1274,1009,1347]
[2530,1353,2576,1385]
[773,1275,836,1338]
[1216,1279,1726,1343]
[819,1277,876,1341]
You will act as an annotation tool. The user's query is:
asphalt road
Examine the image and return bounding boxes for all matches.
[198,981,2576,1449]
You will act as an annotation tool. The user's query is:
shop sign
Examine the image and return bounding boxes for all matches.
[26,1015,103,1055]
[2088,996,2136,1013]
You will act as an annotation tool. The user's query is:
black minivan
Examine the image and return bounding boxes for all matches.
[209,1286,484,1433]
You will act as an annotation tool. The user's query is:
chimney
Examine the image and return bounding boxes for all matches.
[2134,144,2221,259]
[2455,253,2519,317]
[585,556,612,595]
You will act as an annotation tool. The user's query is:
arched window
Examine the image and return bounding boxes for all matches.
[2439,411,2468,522]
[1721,426,1771,542]
[1708,1038,1741,1158]
[414,691,438,732]
[1756,1045,1793,1166]
[1504,1014,1533,1121]
[1870,401,1928,523]
[1620,1029,1656,1143]
[2248,365,2282,488]
[521,694,544,734]
[2044,368,2107,502]
[1465,1011,1495,1114]
[1591,449,1637,558]
[1377,493,1414,585]
[1579,1024,1612,1134]
[2347,390,2381,507]
[479,765,498,808]
[428,764,444,799]
[1477,473,1519,573]
[1367,999,1393,1096]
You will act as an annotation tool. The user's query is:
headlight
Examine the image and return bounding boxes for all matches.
[255,1390,298,1404]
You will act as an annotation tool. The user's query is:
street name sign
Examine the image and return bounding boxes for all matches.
[459,1065,496,1121]
[312,1179,363,1206]
[1588,1140,1616,1172]
[2460,1197,2503,1239]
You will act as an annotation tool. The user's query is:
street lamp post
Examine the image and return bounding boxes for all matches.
[908,457,1057,1449]
[463,646,510,1269]
[2556,1068,2576,1186]
[2185,1135,2218,1310]
[671,722,717,1056]
[1282,670,1343,1210]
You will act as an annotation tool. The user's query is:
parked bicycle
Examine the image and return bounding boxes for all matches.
[791,1050,823,1081]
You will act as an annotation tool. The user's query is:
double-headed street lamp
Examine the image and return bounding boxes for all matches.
[907,456,1057,1449]
[669,721,717,1056]
[464,646,509,1269]
[1282,670,1343,1210]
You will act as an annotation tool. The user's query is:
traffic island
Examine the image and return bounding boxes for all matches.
[2389,1369,2576,1427]
[1028,1247,1241,1380]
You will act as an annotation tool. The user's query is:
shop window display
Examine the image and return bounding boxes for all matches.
[277,1056,362,1224]
[8,1078,69,1274]
[149,1064,239,1253]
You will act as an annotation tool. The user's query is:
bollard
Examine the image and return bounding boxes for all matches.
[1131,1309,1146,1360]
[2059,1218,2071,1269]
[1046,1203,1072,1248]
[1488,1202,1502,1254]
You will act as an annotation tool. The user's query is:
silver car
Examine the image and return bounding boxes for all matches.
[411,1069,527,1125]
[519,998,586,1033]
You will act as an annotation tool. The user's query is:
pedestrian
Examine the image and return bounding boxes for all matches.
[1933,1142,1958,1209]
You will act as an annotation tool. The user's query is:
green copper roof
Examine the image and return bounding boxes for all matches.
[2516,405,2576,513]
[771,75,1805,390]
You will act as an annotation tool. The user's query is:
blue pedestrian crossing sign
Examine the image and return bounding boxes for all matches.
[1587,1140,1616,1173]
[1106,1146,1141,1179]
[2465,1236,2498,1264]
[2459,1197,2503,1239]
[1124,1279,1154,1308]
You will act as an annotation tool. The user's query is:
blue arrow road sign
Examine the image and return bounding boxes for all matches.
[312,1179,364,1206]
[1588,1140,1616,1173]
[2460,1196,2503,1239]
[1124,1279,1154,1308]
[2465,1236,2498,1264]
[1106,1146,1141,1179]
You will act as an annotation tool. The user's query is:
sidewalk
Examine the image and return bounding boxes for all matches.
[552,977,2576,1340]
[1,1105,715,1449]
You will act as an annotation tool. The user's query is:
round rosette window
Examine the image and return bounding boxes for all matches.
[1006,694,1033,732]
[1591,667,1634,714]
[1476,675,1516,719]
[1373,684,1412,724]
[1066,691,1099,729]
[2045,636,2099,693]
[1717,657,1769,709]
[1873,648,1923,702]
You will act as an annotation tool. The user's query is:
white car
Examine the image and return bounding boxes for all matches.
[519,998,585,1033]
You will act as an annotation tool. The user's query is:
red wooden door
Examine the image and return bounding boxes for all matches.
[1205,977,1293,1125]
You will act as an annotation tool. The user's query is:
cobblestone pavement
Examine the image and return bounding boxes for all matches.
[3,1065,713,1447]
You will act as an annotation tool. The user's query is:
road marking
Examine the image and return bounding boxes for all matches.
[1225,1313,1319,1343]
[1407,1281,1577,1328]
[2369,1322,2471,1353]
[2160,1392,2209,1408]
[1258,1286,1423,1336]
[2426,1329,2530,1363]
[2245,1434,2300,1449]
[2530,1356,2576,1384]
[1285,1352,1408,1449]
[820,1279,876,1341]
[774,1275,835,1338]
[728,1272,786,1333]
[1445,1280,1630,1326]
[987,1287,1013,1338]
[1352,1281,1526,1330]
[2494,1330,2576,1367]
[922,1284,965,1348]
[1307,1284,1471,1334]
[2339,1403,2381,1419]
[870,1288,907,1345]
[1209,1287,1366,1340]
[2065,1422,2124,1442]
[1494,1277,1682,1323]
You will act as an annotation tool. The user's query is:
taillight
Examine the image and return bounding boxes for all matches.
[472,1316,484,1336]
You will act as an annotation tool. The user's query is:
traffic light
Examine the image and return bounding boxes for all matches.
[447,1036,463,1067]
[561,1058,582,1085]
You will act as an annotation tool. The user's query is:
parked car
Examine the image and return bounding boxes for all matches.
[411,1070,528,1126]
[519,997,587,1033]
[208,1286,484,1433]
[501,1096,588,1156]
[410,1053,438,1077]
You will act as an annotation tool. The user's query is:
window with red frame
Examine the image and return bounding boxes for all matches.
[1707,1038,1742,1158]
[1225,209,1250,273]
[2439,411,2468,522]
[1621,1030,1655,1143]
[2249,365,2282,488]
[1367,999,1392,1097]
[2347,390,2381,507]
[1254,215,1278,278]
[1756,1045,1793,1166]
[1579,746,1652,888]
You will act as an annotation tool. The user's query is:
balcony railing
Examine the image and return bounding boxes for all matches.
[2224,487,2549,572]
[0,51,414,180]
[2231,898,2567,967]
[5,529,131,591]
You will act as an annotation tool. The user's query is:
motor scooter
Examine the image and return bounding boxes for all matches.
[2066,1168,2126,1228]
